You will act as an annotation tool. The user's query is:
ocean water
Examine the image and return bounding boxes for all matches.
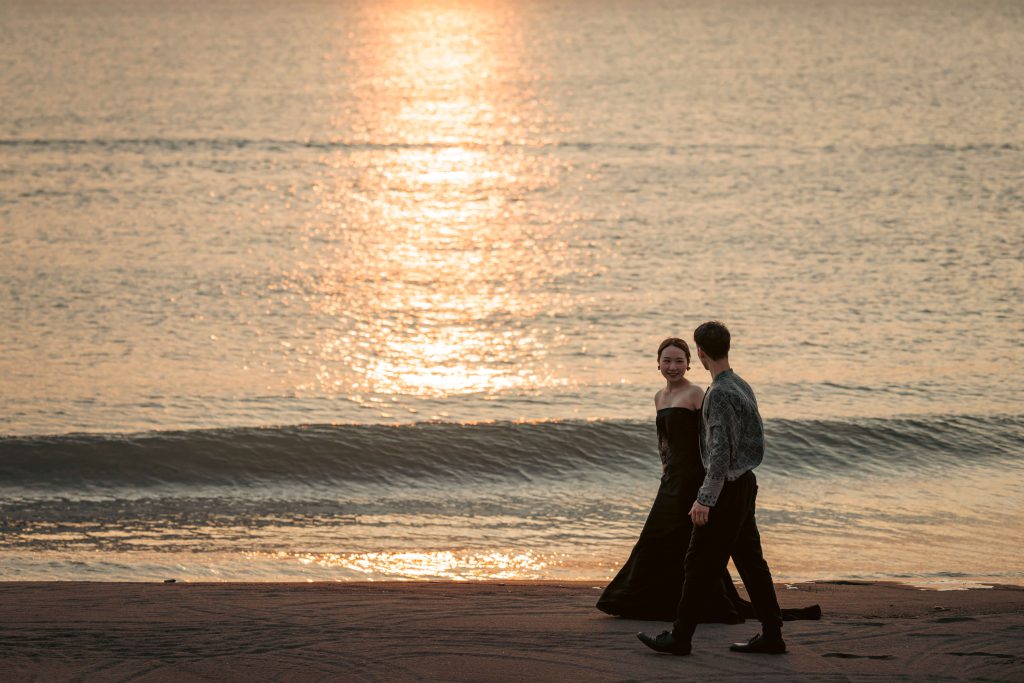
[2,416,1022,586]
[1,0,1022,585]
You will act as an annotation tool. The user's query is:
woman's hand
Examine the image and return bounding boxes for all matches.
[689,501,711,527]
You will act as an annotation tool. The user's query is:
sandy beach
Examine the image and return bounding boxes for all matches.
[1,581,1021,682]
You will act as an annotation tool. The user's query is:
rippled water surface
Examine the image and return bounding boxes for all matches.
[3,0,1022,433]
[1,0,1022,584]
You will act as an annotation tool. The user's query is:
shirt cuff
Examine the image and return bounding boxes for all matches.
[697,478,724,507]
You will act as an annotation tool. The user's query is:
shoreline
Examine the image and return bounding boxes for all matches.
[2,577,1022,590]
[2,580,1021,681]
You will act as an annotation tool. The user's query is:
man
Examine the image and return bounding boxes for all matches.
[637,321,785,656]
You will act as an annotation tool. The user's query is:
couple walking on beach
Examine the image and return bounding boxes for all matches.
[597,321,820,656]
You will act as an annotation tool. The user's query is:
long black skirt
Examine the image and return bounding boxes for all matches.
[596,489,821,623]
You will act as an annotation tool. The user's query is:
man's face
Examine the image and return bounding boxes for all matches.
[696,346,711,371]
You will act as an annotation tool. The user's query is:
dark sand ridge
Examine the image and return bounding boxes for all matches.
[1,581,1021,681]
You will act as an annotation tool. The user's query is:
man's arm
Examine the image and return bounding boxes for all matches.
[696,396,734,508]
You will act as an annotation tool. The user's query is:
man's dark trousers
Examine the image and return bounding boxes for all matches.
[672,470,782,641]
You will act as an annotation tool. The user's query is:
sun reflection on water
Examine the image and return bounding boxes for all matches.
[284,2,577,406]
[256,550,550,581]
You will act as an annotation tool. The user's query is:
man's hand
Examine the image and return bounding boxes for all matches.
[689,501,711,527]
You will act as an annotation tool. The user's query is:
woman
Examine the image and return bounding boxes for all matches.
[597,337,820,623]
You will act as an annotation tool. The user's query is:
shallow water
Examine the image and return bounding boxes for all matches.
[1,416,1021,586]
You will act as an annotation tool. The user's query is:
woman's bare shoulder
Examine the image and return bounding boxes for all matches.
[687,382,705,408]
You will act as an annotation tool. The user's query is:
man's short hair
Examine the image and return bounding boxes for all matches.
[694,321,730,361]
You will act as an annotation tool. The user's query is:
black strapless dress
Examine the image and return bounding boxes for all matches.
[596,407,821,623]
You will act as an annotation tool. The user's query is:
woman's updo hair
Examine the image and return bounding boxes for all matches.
[657,337,691,367]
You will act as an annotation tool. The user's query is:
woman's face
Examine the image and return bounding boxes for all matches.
[659,346,689,383]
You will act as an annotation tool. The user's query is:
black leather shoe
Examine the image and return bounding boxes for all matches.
[729,632,786,654]
[637,630,692,656]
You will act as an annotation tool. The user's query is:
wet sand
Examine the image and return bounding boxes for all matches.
[1,581,1021,681]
